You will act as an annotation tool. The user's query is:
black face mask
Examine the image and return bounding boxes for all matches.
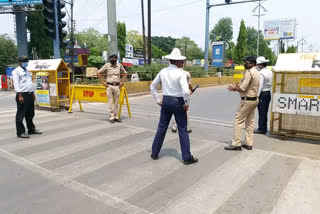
[110,59,117,64]
[244,64,250,69]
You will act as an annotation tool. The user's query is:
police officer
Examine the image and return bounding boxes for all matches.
[150,48,198,165]
[171,69,193,133]
[225,56,260,151]
[12,56,42,138]
[97,54,127,123]
[255,56,273,135]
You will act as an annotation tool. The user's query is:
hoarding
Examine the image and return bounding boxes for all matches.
[272,93,320,117]
[0,0,43,6]
[264,19,296,40]
[212,42,224,67]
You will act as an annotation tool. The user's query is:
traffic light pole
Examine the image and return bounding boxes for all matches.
[14,6,28,57]
[204,0,261,74]
[53,0,61,58]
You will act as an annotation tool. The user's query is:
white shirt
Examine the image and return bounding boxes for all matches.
[258,66,273,96]
[150,64,190,105]
[12,66,34,93]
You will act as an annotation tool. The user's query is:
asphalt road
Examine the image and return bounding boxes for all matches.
[0,86,319,214]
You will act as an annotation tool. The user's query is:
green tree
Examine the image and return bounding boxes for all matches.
[233,20,247,64]
[151,44,165,59]
[126,30,144,47]
[209,17,233,44]
[152,36,177,54]
[286,45,297,53]
[225,41,235,61]
[26,4,53,59]
[90,47,100,56]
[88,55,105,68]
[176,37,204,61]
[0,35,17,74]
[117,21,126,61]
[245,27,276,64]
[74,28,108,53]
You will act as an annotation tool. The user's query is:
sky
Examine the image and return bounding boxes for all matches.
[0,0,319,53]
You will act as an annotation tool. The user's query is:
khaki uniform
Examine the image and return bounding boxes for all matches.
[172,71,192,131]
[98,63,127,120]
[232,67,260,147]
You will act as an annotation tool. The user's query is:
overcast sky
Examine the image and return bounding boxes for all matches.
[0,0,319,53]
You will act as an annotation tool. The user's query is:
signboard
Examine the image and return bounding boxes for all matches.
[27,59,62,71]
[273,53,320,72]
[272,93,320,117]
[264,19,296,40]
[63,55,79,63]
[212,42,224,67]
[133,47,144,58]
[0,0,42,6]
[35,72,51,107]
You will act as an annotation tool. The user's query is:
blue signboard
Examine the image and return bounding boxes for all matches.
[0,0,43,6]
[63,55,79,63]
[212,42,224,67]
[6,67,16,77]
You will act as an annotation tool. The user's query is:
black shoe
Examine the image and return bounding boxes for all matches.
[171,129,177,133]
[17,133,30,138]
[114,118,122,122]
[109,119,115,123]
[224,145,242,151]
[254,129,266,134]
[150,154,158,160]
[28,129,42,135]
[187,130,192,133]
[241,144,253,150]
[183,156,198,165]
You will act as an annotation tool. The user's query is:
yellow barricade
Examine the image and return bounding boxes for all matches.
[234,65,245,84]
[68,85,132,119]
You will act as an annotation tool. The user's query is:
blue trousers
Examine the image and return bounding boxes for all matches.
[151,96,192,161]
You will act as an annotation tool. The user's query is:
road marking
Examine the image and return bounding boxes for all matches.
[0,148,151,214]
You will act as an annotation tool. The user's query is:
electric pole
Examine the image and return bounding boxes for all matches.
[141,0,147,65]
[14,5,28,57]
[252,0,267,56]
[107,0,118,56]
[70,0,75,71]
[147,0,151,65]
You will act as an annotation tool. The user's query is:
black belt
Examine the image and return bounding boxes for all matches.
[241,97,257,101]
[163,95,183,101]
[107,82,120,86]
[20,92,34,95]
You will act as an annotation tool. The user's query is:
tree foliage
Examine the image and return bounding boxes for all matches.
[117,21,126,61]
[88,55,105,68]
[210,17,233,44]
[0,35,17,74]
[152,36,177,54]
[26,5,53,59]
[286,45,297,53]
[74,28,108,54]
[175,37,204,61]
[151,44,165,59]
[233,20,247,64]
[126,30,143,47]
[245,27,276,64]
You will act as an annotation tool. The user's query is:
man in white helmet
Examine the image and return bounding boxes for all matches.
[150,48,198,165]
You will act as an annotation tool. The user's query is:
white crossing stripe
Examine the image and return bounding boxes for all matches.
[270,159,320,214]
[54,132,172,179]
[2,122,113,152]
[157,150,273,214]
[25,127,146,164]
[98,139,222,199]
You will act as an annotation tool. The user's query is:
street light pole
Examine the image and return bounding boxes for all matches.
[204,0,262,74]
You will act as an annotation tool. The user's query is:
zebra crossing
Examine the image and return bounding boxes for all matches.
[0,109,319,214]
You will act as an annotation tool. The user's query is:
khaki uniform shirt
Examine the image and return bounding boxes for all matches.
[98,63,127,83]
[239,67,260,98]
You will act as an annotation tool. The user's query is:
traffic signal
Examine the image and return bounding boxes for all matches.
[58,0,68,48]
[225,0,232,3]
[43,0,55,38]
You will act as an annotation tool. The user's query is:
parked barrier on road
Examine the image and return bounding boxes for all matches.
[68,85,131,119]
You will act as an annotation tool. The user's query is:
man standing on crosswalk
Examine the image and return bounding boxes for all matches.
[150,48,198,165]
[12,56,42,138]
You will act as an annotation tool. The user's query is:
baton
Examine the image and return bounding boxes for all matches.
[192,84,199,93]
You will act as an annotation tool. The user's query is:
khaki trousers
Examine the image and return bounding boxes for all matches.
[107,85,120,120]
[172,110,191,131]
[232,100,259,147]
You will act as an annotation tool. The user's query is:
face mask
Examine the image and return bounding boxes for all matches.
[256,66,261,71]
[22,62,28,68]
[244,64,249,69]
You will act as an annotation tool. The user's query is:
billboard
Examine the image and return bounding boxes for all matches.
[212,42,224,67]
[264,19,296,40]
[0,0,43,6]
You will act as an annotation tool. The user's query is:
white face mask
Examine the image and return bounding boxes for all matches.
[256,66,261,71]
